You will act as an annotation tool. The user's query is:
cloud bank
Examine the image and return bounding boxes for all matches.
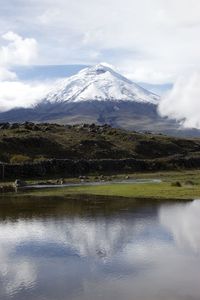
[158,73,200,129]
[1,0,200,84]
[0,81,49,112]
[0,31,49,111]
[0,31,38,68]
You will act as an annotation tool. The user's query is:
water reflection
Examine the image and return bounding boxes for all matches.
[0,196,199,300]
[160,200,200,253]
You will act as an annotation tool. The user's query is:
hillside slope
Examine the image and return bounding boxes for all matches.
[0,122,200,164]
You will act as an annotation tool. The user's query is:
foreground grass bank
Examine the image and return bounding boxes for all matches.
[7,170,200,200]
[1,170,200,200]
[21,182,199,200]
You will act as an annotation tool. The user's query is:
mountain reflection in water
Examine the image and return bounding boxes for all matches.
[0,195,199,300]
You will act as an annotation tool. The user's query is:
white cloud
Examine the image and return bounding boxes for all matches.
[0,31,48,111]
[125,67,174,85]
[1,0,200,83]
[158,73,200,128]
[0,31,38,67]
[0,67,16,81]
[0,31,38,83]
[0,81,50,111]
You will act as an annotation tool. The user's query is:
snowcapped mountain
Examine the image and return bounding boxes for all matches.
[43,63,159,105]
[0,63,197,136]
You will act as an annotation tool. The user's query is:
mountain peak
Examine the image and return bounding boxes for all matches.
[90,62,112,72]
[79,63,132,83]
[77,63,119,79]
[44,64,160,105]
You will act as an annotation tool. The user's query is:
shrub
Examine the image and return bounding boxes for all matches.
[10,154,32,164]
[171,181,182,187]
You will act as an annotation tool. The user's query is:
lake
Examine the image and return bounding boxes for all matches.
[0,195,200,300]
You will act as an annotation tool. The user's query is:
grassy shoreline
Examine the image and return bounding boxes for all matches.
[1,170,200,200]
[20,182,199,200]
[2,169,200,184]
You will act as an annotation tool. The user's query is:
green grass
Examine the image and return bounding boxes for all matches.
[8,170,199,200]
[73,182,198,200]
[24,182,199,200]
[2,170,200,200]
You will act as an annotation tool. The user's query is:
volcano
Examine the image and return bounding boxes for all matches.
[0,63,196,136]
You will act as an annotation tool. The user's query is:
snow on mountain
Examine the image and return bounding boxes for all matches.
[43,63,160,105]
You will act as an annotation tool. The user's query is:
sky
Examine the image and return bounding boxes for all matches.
[0,0,200,127]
